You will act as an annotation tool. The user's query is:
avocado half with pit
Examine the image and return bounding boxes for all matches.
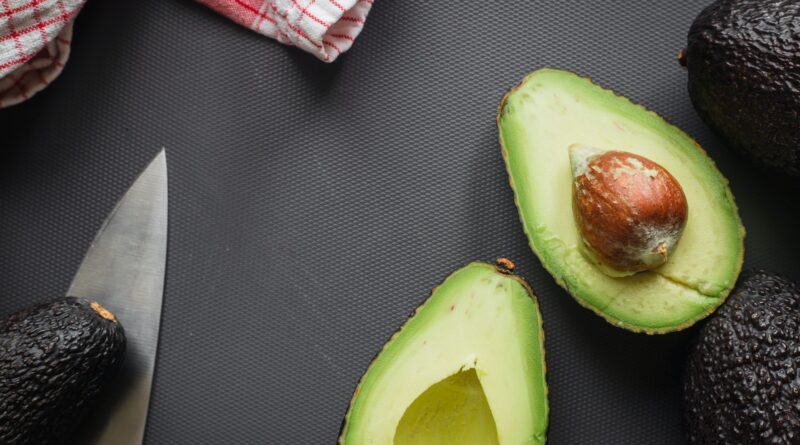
[339,260,547,444]
[497,68,744,333]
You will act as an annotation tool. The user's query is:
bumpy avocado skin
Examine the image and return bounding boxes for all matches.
[685,0,800,178]
[685,271,800,444]
[0,297,126,445]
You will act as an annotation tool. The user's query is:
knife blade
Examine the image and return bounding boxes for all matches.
[68,150,168,445]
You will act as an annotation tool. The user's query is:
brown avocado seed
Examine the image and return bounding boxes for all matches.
[569,145,688,277]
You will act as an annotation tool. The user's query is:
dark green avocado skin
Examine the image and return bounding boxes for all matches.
[685,271,800,445]
[0,297,126,445]
[685,0,800,178]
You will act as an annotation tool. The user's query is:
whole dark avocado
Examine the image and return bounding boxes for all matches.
[0,297,126,445]
[682,0,800,179]
[684,271,800,444]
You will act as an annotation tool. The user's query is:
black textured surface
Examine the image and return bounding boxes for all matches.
[0,0,799,443]
[0,297,125,445]
[685,271,800,445]
[686,0,800,179]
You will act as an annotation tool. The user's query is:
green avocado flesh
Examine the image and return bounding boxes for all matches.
[339,262,548,444]
[497,69,744,333]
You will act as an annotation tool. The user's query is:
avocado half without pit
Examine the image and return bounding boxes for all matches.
[497,68,744,333]
[339,260,548,444]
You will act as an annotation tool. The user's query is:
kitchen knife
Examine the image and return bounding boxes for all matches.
[69,150,168,445]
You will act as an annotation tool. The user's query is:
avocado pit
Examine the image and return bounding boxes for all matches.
[569,145,688,277]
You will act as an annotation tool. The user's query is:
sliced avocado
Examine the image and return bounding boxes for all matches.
[0,297,126,445]
[497,68,744,333]
[683,0,800,179]
[339,260,547,444]
[685,271,800,444]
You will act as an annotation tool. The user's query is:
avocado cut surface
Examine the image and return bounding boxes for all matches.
[684,0,800,179]
[685,271,800,445]
[339,261,547,444]
[497,68,744,333]
[395,368,499,445]
[0,297,126,445]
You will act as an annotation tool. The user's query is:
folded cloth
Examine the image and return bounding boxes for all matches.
[197,0,373,62]
[0,0,372,107]
[0,0,84,107]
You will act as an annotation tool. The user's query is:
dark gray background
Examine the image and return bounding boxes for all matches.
[1,0,798,443]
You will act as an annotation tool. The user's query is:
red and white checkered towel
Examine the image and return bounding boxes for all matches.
[0,0,82,107]
[198,0,373,62]
[0,0,373,108]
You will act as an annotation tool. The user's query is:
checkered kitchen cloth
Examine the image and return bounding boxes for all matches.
[0,0,79,108]
[198,0,373,62]
[0,0,373,108]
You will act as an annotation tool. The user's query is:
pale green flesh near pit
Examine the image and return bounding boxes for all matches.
[395,369,499,445]
[339,263,547,444]
[498,69,744,333]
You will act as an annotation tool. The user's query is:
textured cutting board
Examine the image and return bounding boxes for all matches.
[1,0,798,443]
